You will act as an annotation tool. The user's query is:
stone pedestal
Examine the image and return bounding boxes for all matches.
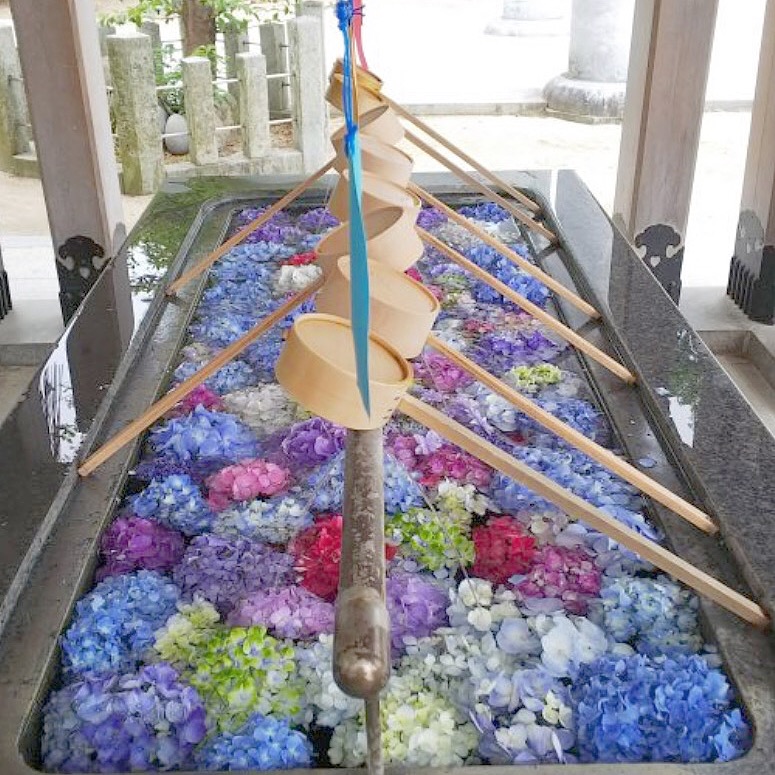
[728,0,775,324]
[544,0,635,122]
[485,0,570,37]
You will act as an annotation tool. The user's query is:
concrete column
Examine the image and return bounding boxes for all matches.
[182,55,218,165]
[289,16,328,173]
[485,0,570,37]
[544,0,635,121]
[728,0,775,324]
[259,22,290,116]
[298,1,327,82]
[0,23,32,173]
[223,25,249,101]
[236,51,271,158]
[108,32,164,195]
[613,0,718,303]
[9,0,131,326]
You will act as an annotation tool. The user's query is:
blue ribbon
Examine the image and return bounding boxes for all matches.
[336,0,371,416]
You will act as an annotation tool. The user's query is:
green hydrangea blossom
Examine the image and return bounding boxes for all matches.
[388,508,474,572]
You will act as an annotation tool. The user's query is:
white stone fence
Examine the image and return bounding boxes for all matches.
[0,9,329,195]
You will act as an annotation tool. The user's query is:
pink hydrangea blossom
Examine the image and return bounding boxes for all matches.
[206,458,291,510]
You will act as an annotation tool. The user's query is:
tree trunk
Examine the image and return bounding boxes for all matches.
[180,0,216,55]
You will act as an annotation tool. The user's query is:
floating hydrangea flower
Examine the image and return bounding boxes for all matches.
[538,614,609,678]
[228,585,334,639]
[505,363,562,393]
[154,598,221,669]
[596,575,702,655]
[416,206,447,229]
[516,545,602,614]
[215,495,313,545]
[435,478,492,518]
[183,626,301,731]
[280,417,346,468]
[96,516,184,579]
[458,202,511,223]
[417,443,492,488]
[173,359,258,396]
[471,516,536,586]
[386,572,449,654]
[290,515,398,601]
[173,534,295,615]
[386,430,443,471]
[296,206,338,233]
[387,509,474,573]
[61,570,180,675]
[41,663,207,772]
[295,634,362,727]
[149,406,259,464]
[329,684,479,768]
[193,713,313,770]
[473,330,562,373]
[414,351,475,393]
[222,383,307,436]
[274,263,322,294]
[572,653,750,762]
[131,474,216,536]
[383,453,425,514]
[206,458,291,510]
[133,454,229,486]
[168,384,224,417]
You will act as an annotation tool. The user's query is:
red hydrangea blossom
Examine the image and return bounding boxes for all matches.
[289,514,397,602]
[285,251,318,266]
[167,385,224,418]
[471,516,536,586]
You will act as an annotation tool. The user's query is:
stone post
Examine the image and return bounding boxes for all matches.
[236,51,270,158]
[298,1,327,81]
[10,0,131,326]
[259,22,290,116]
[223,25,249,100]
[182,55,218,165]
[544,0,635,121]
[485,0,570,37]
[140,20,164,82]
[108,32,165,195]
[728,0,775,323]
[613,0,718,303]
[289,16,328,173]
[0,23,32,173]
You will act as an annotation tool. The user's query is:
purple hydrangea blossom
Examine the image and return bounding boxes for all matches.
[173,534,295,615]
[386,573,449,654]
[42,662,207,772]
[280,417,346,468]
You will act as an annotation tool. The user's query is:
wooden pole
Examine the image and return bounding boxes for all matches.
[411,184,600,320]
[78,277,324,477]
[399,395,768,628]
[419,228,636,384]
[381,93,542,215]
[427,334,716,534]
[166,159,335,296]
[405,129,557,243]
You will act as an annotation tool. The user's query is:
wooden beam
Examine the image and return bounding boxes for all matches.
[399,395,768,628]
[419,228,636,384]
[405,129,557,243]
[410,184,600,320]
[78,277,324,476]
[427,334,716,534]
[166,158,335,296]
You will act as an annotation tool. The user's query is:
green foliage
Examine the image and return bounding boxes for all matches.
[99,0,293,31]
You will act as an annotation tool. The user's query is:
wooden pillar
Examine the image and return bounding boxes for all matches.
[613,0,718,303]
[9,0,131,326]
[728,0,775,324]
